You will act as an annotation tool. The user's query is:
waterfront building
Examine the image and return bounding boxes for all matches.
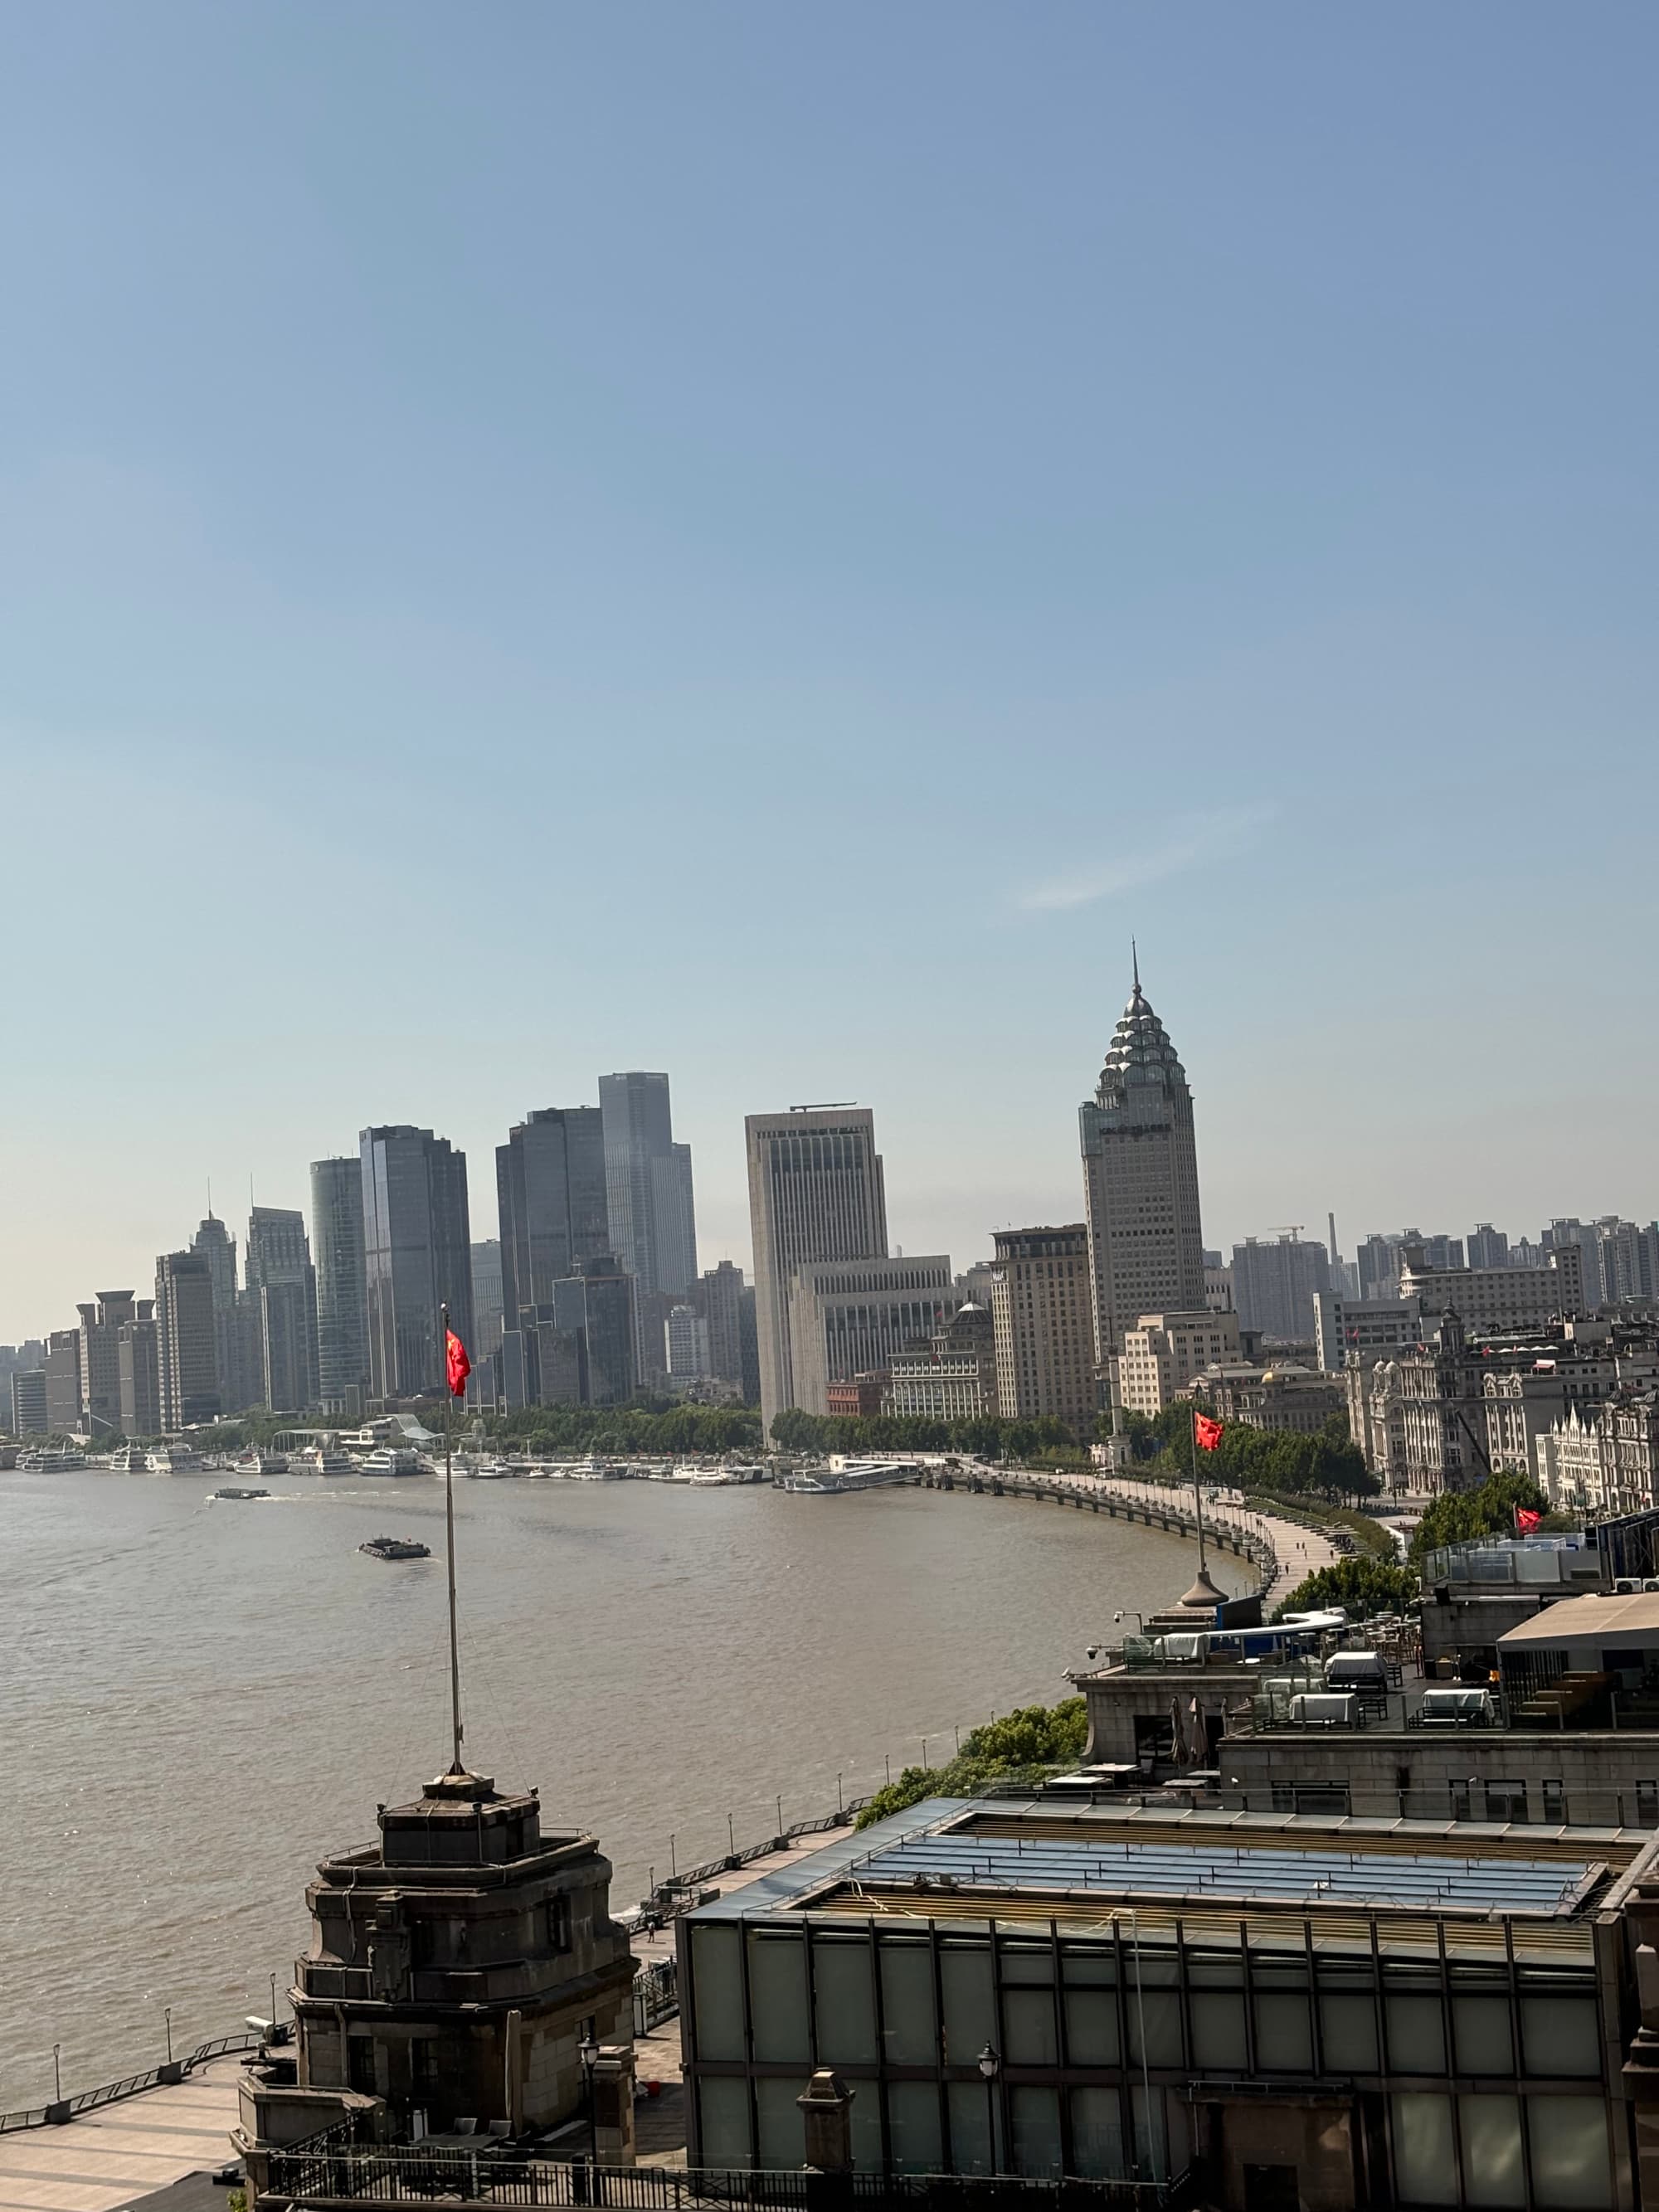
[360,1125,474,1402]
[598,1072,697,1301]
[1398,1247,1584,1334]
[10,1367,47,1436]
[786,1257,955,1417]
[1229,1234,1331,1341]
[118,1304,160,1436]
[1116,1309,1240,1418]
[1311,1289,1426,1372]
[678,1790,1638,2205]
[43,1328,81,1432]
[470,1238,504,1359]
[692,1258,750,1396]
[191,1212,247,1412]
[1195,1359,1345,1433]
[665,1302,710,1379]
[495,1107,610,1326]
[989,1224,1097,1434]
[824,1373,887,1418]
[886,1301,999,1422]
[246,1206,319,1412]
[746,1106,888,1434]
[76,1291,135,1437]
[1079,970,1205,1380]
[311,1156,370,1417]
[154,1250,221,1428]
[1535,1389,1659,1515]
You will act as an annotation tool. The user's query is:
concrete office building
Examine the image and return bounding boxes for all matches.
[746,1106,888,1434]
[886,1300,999,1422]
[598,1072,697,1301]
[246,1206,319,1412]
[1202,1251,1234,1313]
[1398,1247,1584,1335]
[75,1291,135,1438]
[786,1256,955,1417]
[496,1108,610,1328]
[154,1250,220,1428]
[692,1259,750,1396]
[578,1254,638,1405]
[10,1367,47,1436]
[360,1125,474,1402]
[1117,1309,1241,1417]
[990,1224,1097,1434]
[1356,1229,1462,1300]
[311,1156,370,1417]
[1312,1290,1427,1373]
[1079,968,1205,1379]
[118,1304,160,1437]
[470,1239,504,1358]
[43,1330,81,1432]
[665,1303,711,1379]
[1467,1223,1511,1270]
[191,1213,246,1413]
[1231,1234,1331,1341]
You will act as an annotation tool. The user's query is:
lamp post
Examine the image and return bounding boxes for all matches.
[727,1811,736,1857]
[579,2034,600,2167]
[976,2044,1000,2175]
[52,2044,61,2103]
[164,2007,173,2065]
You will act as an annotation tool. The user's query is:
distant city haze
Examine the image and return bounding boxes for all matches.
[2,7,1657,1339]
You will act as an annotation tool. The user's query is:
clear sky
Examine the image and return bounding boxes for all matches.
[2,5,1656,1342]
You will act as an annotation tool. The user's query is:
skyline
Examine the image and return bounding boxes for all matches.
[3,7,1657,1339]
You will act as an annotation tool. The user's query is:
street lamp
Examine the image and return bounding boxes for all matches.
[164,2007,173,2065]
[579,2035,601,2166]
[976,2044,1000,2174]
[52,2044,61,2103]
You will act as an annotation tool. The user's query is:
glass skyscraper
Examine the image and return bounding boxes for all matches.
[360,1126,474,1402]
[312,1156,370,1415]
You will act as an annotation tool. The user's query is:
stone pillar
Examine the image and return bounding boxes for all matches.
[591,2045,636,2166]
[797,2070,854,2173]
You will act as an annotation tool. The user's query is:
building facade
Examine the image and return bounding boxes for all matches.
[470,1239,504,1359]
[118,1305,160,1436]
[76,1291,136,1437]
[496,1108,610,1330]
[1230,1235,1331,1341]
[746,1106,888,1435]
[1398,1249,1584,1335]
[311,1155,370,1417]
[1312,1291,1427,1373]
[1117,1309,1241,1418]
[155,1249,220,1428]
[245,1206,319,1412]
[1536,1390,1659,1516]
[598,1072,697,1302]
[786,1257,955,1417]
[1079,971,1205,1383]
[886,1302,999,1422]
[360,1125,474,1403]
[191,1213,246,1413]
[692,1259,750,1397]
[990,1224,1097,1434]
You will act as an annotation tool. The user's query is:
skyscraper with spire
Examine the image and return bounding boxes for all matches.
[1079,957,1206,1384]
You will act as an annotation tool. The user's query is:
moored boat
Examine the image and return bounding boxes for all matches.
[359,1534,431,1561]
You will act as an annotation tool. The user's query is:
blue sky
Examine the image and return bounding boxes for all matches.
[2,5,1656,1340]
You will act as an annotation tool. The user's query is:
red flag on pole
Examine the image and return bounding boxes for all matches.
[1194,1414,1224,1452]
[1515,1507,1542,1534]
[445,1328,471,1398]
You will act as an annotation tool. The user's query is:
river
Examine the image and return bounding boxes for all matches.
[0,1466,1243,2106]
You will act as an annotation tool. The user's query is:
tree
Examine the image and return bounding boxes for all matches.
[1272,1554,1418,1621]
[854,1698,1090,1829]
[1409,1471,1546,1565]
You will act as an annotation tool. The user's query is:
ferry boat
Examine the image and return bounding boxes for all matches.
[212,1486,270,1502]
[107,1443,150,1473]
[776,1456,924,1495]
[296,1446,354,1476]
[18,1448,89,1471]
[147,1446,201,1474]
[567,1456,624,1480]
[358,1448,423,1477]
[359,1534,431,1561]
[464,1458,513,1480]
[235,1450,289,1477]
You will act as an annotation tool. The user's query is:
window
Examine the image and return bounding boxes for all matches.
[545,1894,572,1953]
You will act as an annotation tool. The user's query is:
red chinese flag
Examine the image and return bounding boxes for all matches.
[1194,1414,1224,1452]
[445,1328,471,1398]
[1516,1507,1542,1534]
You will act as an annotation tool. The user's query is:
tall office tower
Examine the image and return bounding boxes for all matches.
[496,1108,610,1327]
[665,1303,711,1379]
[693,1259,750,1393]
[1467,1224,1511,1271]
[578,1255,639,1406]
[42,1330,81,1432]
[1078,970,1205,1380]
[311,1156,370,1417]
[738,1286,760,1406]
[1230,1236,1332,1342]
[76,1291,136,1437]
[11,1368,48,1436]
[598,1074,698,1301]
[746,1106,888,1435]
[471,1240,504,1358]
[989,1225,1098,1435]
[118,1302,160,1436]
[361,1126,474,1402]
[154,1251,221,1428]
[191,1213,246,1412]
[245,1206,319,1412]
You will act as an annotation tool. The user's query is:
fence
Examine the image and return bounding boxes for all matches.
[0,2032,265,2135]
[632,1959,679,2036]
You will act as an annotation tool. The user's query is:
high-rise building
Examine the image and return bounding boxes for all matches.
[1230,1236,1332,1342]
[191,1213,246,1413]
[785,1257,956,1415]
[11,1368,47,1436]
[43,1330,81,1433]
[245,1206,319,1412]
[598,1073,698,1302]
[311,1156,370,1417]
[989,1224,1097,1434]
[1079,970,1205,1387]
[471,1240,504,1359]
[692,1259,750,1395]
[118,1303,160,1437]
[76,1291,136,1437]
[1117,1309,1243,1418]
[665,1303,711,1379]
[496,1109,610,1328]
[746,1106,888,1435]
[361,1125,474,1402]
[155,1250,221,1428]
[578,1255,638,1406]
[1467,1224,1511,1271]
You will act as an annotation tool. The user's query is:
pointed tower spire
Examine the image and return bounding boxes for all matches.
[1131,937,1140,997]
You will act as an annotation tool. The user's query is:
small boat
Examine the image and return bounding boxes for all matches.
[359,1534,431,1561]
[358,1448,423,1477]
[212,1486,270,1502]
[464,1458,513,1480]
[567,1456,622,1480]
[147,1446,201,1474]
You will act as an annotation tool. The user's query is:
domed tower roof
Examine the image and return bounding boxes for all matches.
[1095,959,1189,1106]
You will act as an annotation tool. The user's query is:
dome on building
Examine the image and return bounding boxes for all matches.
[1096,975,1188,1103]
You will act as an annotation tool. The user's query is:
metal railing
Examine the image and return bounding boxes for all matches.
[265,2146,1188,2208]
[0,2031,264,2134]
[633,1959,679,2036]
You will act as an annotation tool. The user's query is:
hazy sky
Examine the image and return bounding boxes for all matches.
[2,5,1656,1342]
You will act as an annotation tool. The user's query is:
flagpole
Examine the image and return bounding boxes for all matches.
[1190,1403,1209,1576]
[440,1300,464,1772]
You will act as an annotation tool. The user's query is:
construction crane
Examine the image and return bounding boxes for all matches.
[1266,1223,1306,1242]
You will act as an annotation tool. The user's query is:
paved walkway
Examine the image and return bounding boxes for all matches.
[0,2060,242,2212]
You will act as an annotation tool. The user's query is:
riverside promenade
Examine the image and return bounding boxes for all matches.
[0,2055,246,2212]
